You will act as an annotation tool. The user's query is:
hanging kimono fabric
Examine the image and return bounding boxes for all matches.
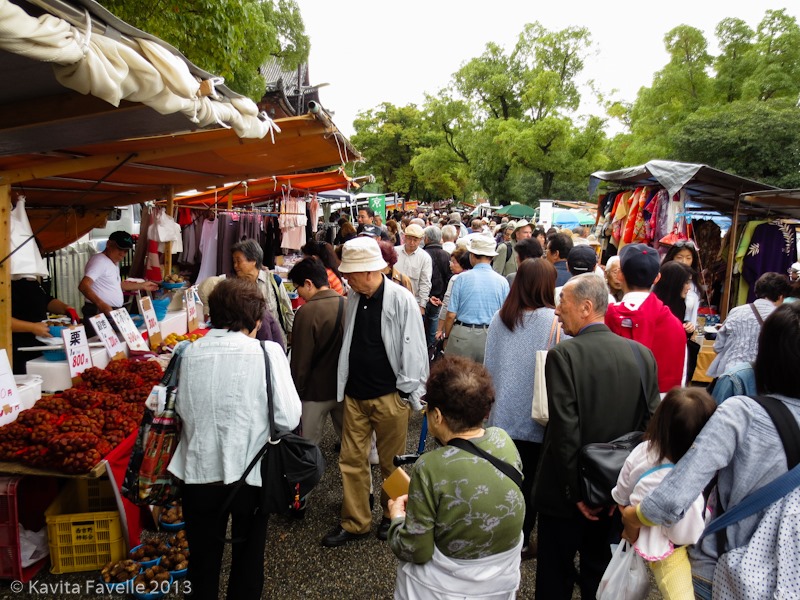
[196,218,219,282]
[611,190,633,247]
[742,220,798,303]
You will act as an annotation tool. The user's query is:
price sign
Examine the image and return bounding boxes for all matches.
[89,314,126,360]
[110,309,150,353]
[138,296,162,350]
[0,350,23,426]
[185,288,198,332]
[61,325,93,380]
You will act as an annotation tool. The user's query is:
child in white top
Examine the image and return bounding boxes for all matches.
[612,387,717,600]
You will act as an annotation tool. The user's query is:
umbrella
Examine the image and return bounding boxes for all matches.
[496,204,535,218]
[552,209,595,228]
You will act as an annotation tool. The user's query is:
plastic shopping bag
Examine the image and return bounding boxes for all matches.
[596,541,650,600]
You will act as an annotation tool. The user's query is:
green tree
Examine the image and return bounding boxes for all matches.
[741,9,800,101]
[99,0,309,100]
[670,100,800,188]
[714,18,755,102]
[624,25,713,164]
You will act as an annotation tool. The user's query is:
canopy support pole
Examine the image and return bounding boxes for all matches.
[721,192,742,319]
[164,187,174,278]
[0,185,12,369]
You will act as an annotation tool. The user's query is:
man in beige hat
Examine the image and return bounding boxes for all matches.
[396,223,432,316]
[493,219,533,277]
[443,236,510,363]
[322,237,428,547]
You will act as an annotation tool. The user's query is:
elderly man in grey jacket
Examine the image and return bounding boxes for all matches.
[322,237,428,548]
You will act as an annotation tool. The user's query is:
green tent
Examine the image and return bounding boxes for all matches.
[496,204,535,218]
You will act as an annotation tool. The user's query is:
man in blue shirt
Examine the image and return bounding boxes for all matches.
[443,236,510,363]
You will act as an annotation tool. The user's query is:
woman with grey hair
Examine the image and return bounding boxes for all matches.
[231,239,294,346]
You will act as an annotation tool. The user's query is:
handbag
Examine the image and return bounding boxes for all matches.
[121,342,189,506]
[531,315,562,426]
[596,541,650,600]
[221,342,325,522]
[577,339,650,507]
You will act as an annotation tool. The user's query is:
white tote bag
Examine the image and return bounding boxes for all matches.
[531,315,561,426]
[10,198,48,278]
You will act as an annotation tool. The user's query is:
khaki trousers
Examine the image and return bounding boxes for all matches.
[340,392,410,534]
[301,399,343,446]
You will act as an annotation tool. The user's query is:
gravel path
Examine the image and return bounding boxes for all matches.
[0,410,659,599]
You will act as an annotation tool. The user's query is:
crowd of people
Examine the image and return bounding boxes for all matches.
[9,205,800,600]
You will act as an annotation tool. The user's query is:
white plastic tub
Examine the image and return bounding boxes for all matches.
[13,375,43,411]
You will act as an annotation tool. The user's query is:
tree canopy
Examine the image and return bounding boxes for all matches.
[352,9,800,204]
[99,0,310,100]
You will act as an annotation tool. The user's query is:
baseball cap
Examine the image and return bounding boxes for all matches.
[619,243,660,288]
[358,224,381,238]
[567,245,598,274]
[108,230,134,249]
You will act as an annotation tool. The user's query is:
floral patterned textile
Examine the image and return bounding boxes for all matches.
[388,427,524,563]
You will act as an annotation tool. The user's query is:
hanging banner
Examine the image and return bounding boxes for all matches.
[0,350,23,426]
[138,296,162,350]
[110,309,150,353]
[89,314,127,361]
[369,195,386,221]
[185,288,198,332]
[61,325,93,380]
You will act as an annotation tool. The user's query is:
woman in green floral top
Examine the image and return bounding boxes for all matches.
[388,356,525,599]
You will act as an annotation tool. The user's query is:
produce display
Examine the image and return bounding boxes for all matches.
[159,546,189,572]
[163,274,185,284]
[101,559,141,584]
[158,332,202,352]
[134,565,171,592]
[0,358,162,474]
[131,541,169,564]
[167,530,189,552]
[160,504,183,525]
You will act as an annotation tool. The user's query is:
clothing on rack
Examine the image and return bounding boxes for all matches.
[742,220,798,303]
[279,198,308,251]
[196,218,219,283]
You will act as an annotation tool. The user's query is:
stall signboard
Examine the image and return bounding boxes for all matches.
[61,325,93,380]
[138,296,162,350]
[369,195,386,221]
[89,314,126,360]
[111,309,150,353]
[185,288,198,332]
[0,350,23,426]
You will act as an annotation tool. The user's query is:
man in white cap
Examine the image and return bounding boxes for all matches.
[493,219,532,277]
[790,262,800,282]
[322,237,428,547]
[443,236,510,363]
[395,223,432,316]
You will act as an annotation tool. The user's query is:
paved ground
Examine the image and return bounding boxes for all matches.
[0,410,660,599]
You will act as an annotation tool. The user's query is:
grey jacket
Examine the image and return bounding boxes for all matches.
[640,393,800,584]
[336,276,428,409]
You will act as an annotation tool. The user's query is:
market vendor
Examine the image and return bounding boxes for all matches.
[78,231,158,334]
[10,277,76,374]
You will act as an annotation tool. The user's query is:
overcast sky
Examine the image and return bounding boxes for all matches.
[295,0,794,138]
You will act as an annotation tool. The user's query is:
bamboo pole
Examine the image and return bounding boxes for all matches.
[721,193,742,319]
[0,185,12,369]
[163,186,174,278]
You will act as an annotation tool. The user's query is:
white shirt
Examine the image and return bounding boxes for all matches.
[442,241,456,254]
[83,252,123,307]
[168,331,301,486]
[396,246,432,308]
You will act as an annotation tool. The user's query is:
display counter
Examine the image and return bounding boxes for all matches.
[692,338,716,384]
[26,347,117,393]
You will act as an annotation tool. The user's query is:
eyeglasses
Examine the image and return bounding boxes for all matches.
[673,240,696,250]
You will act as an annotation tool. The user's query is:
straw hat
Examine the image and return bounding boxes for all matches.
[338,237,388,273]
[404,224,425,238]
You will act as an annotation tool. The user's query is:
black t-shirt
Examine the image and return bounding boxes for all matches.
[11,278,53,374]
[345,278,397,400]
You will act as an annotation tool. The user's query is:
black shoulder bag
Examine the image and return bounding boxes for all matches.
[448,437,523,491]
[220,342,325,529]
[577,339,652,507]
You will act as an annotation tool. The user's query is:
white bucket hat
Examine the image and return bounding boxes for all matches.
[466,235,499,257]
[338,237,388,273]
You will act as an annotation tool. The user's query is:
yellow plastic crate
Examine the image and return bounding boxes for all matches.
[44,479,125,574]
